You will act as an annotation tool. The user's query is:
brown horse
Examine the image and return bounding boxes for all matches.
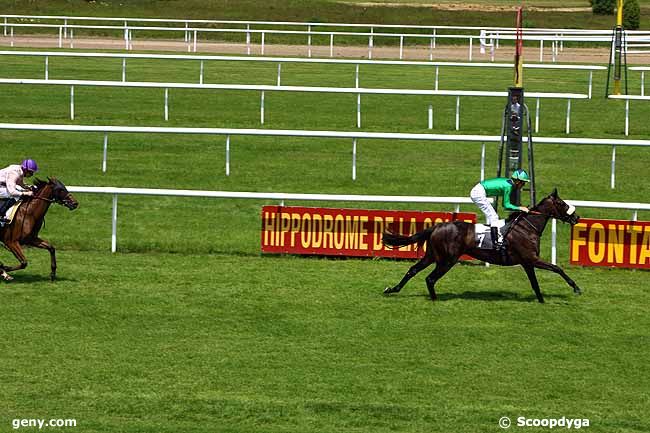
[1,177,78,282]
[382,189,581,303]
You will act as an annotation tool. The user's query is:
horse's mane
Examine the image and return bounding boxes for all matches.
[33,177,58,191]
[505,211,525,223]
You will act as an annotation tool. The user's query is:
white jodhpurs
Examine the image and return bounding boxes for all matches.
[470,183,499,227]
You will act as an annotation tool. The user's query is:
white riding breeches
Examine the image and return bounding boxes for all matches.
[470,183,499,227]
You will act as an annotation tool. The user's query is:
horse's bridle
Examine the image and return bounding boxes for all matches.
[29,187,75,207]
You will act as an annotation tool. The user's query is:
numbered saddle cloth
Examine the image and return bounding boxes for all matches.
[474,219,507,249]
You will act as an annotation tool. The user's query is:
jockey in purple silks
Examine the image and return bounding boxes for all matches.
[0,159,38,227]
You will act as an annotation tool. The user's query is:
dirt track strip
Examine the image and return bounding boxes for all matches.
[2,34,649,64]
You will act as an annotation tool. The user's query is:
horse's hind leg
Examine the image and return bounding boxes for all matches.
[384,253,434,295]
[29,237,57,281]
[424,260,456,301]
[2,241,28,273]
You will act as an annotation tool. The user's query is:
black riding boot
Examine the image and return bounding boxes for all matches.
[490,226,502,251]
[0,198,17,227]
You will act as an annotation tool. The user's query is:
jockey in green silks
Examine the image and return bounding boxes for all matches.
[470,169,530,250]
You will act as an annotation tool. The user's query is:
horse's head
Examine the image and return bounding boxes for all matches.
[34,177,79,210]
[536,189,578,225]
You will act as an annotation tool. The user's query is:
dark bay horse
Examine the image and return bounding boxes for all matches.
[382,189,581,303]
[1,178,78,282]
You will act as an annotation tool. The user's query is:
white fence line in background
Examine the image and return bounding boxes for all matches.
[0,77,587,131]
[629,66,650,96]
[608,94,650,137]
[3,20,650,62]
[66,185,650,263]
[1,123,648,191]
[0,50,604,98]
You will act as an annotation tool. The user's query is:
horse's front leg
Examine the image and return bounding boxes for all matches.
[533,259,582,295]
[0,264,13,282]
[29,237,57,281]
[522,264,545,303]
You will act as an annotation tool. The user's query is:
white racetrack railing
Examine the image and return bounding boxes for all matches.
[66,186,650,265]
[1,122,648,188]
[3,16,650,62]
[0,77,588,132]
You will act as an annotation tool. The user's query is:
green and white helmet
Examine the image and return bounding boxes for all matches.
[511,169,530,182]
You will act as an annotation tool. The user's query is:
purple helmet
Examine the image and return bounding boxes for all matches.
[21,159,39,173]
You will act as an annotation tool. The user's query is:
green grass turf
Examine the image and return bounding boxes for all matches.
[0,32,649,433]
[1,251,649,433]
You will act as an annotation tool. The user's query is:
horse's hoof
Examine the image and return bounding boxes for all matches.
[383,287,394,295]
[574,288,582,295]
[2,274,13,282]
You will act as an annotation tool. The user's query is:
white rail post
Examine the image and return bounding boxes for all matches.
[565,99,571,134]
[399,35,404,60]
[70,86,74,120]
[356,64,361,128]
[368,27,373,60]
[199,60,204,84]
[535,98,540,133]
[69,27,74,49]
[225,135,231,176]
[261,32,265,55]
[102,133,108,173]
[435,66,439,91]
[632,210,638,221]
[432,28,436,48]
[330,33,334,58]
[611,145,616,189]
[184,22,189,42]
[552,40,556,63]
[3,17,6,37]
[357,94,361,128]
[193,30,197,52]
[429,35,434,61]
[642,71,645,97]
[468,37,473,61]
[455,96,460,130]
[44,56,48,80]
[307,24,312,58]
[260,91,265,124]
[124,24,129,50]
[428,104,433,129]
[122,58,126,82]
[164,88,169,121]
[352,138,357,181]
[588,71,593,99]
[480,142,486,181]
[246,24,251,55]
[277,63,281,86]
[625,99,630,136]
[355,64,359,88]
[58,26,62,48]
[539,39,544,62]
[111,194,118,253]
[551,218,557,265]
[10,26,13,47]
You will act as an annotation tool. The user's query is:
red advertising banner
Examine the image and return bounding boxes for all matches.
[261,206,476,259]
[570,218,650,269]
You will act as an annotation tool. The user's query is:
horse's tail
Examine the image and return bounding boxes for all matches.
[382,227,434,251]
